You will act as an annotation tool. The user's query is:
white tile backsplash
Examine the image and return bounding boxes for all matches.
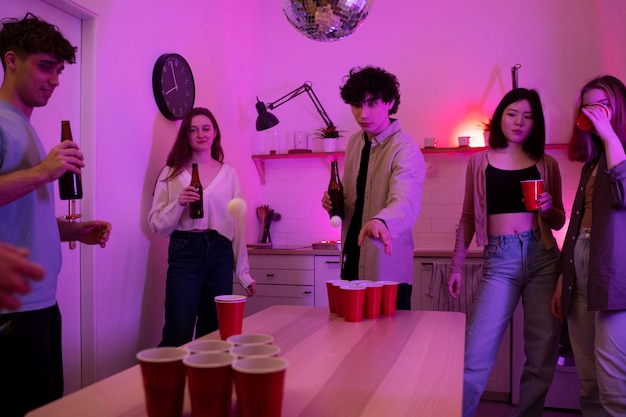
[257,148,580,250]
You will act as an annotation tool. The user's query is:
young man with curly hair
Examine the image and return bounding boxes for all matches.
[0,13,111,416]
[322,66,426,309]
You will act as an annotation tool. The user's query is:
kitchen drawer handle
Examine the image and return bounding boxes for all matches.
[304,291,312,294]
[265,273,275,277]
[325,261,340,264]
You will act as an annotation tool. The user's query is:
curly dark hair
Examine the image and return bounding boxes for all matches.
[164,107,224,181]
[488,88,546,160]
[0,12,77,71]
[340,66,401,115]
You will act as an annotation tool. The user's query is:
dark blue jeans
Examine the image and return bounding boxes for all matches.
[159,230,234,347]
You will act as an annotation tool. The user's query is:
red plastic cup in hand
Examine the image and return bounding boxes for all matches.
[576,103,610,131]
[521,179,544,211]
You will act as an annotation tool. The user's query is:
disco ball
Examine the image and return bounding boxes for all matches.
[281,0,374,42]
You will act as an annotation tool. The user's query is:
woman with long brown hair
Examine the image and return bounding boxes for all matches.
[149,107,256,347]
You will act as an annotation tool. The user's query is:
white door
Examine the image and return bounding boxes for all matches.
[2,1,83,394]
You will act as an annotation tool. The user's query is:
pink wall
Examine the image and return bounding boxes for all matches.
[32,0,625,381]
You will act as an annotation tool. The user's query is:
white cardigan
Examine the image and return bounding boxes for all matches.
[148,163,254,289]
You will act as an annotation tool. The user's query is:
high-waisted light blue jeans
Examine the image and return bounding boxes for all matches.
[463,228,561,417]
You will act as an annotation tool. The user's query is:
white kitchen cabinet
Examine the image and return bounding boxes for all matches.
[313,255,341,307]
[413,256,511,400]
[234,254,315,316]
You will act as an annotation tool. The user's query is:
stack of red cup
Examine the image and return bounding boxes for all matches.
[138,331,289,417]
[326,279,399,322]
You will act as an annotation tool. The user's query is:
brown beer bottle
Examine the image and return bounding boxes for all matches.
[189,163,204,219]
[58,120,83,200]
[328,160,344,219]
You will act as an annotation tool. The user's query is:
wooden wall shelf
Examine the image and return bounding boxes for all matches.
[252,151,345,184]
[251,144,568,184]
[420,144,568,154]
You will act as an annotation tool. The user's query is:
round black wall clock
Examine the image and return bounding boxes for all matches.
[152,53,196,120]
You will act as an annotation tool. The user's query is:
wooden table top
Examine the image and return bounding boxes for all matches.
[27,306,465,417]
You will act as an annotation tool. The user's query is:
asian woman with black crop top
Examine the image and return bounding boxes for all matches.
[550,75,626,417]
[447,88,566,417]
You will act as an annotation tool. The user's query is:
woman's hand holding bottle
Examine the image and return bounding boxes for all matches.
[177,186,201,207]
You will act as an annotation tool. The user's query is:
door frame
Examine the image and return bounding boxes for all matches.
[42,0,99,388]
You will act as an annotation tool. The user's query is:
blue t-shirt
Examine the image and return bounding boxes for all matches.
[0,100,62,313]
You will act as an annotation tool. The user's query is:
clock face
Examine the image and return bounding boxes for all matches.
[152,53,196,120]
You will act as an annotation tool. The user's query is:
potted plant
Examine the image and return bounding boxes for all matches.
[313,125,342,152]
[479,119,491,144]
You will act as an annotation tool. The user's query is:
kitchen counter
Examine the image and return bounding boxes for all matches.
[247,245,483,258]
[247,246,338,255]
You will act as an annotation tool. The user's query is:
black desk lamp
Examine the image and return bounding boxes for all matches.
[255,82,338,137]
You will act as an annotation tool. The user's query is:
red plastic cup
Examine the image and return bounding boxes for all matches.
[332,281,347,317]
[377,281,399,316]
[185,339,233,354]
[214,295,246,340]
[231,344,281,358]
[340,285,366,322]
[326,279,348,314]
[326,280,339,313]
[520,179,544,211]
[233,357,288,417]
[363,282,383,319]
[184,352,237,417]
[137,347,188,417]
[576,103,610,131]
[227,333,274,346]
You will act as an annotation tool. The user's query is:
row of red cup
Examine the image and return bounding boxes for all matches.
[137,333,286,417]
[326,279,399,322]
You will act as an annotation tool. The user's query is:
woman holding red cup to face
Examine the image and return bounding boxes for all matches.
[551,75,626,416]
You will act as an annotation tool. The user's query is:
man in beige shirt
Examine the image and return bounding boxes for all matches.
[322,66,425,309]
